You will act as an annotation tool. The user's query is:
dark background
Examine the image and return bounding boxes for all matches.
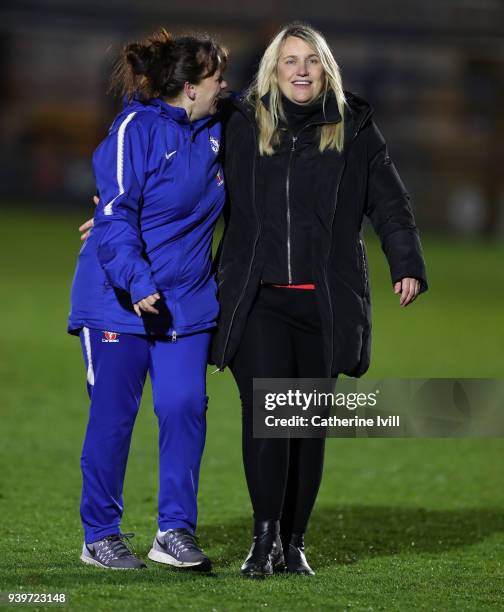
[1,0,503,238]
[1,3,503,609]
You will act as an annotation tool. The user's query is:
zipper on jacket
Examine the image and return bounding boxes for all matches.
[172,330,177,342]
[219,118,328,367]
[218,106,369,371]
[323,111,371,375]
[359,238,368,297]
[285,136,297,284]
[284,124,318,285]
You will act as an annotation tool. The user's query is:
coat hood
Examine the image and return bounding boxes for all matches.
[218,90,374,141]
[343,91,374,139]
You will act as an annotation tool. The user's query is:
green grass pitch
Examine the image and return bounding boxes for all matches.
[0,210,503,610]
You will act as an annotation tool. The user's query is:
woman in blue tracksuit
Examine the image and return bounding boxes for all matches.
[68,30,227,570]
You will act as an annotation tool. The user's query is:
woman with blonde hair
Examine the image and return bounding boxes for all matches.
[211,22,427,576]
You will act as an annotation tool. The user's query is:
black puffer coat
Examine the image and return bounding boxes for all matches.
[210,92,428,377]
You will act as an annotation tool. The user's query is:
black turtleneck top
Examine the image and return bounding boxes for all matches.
[259,94,341,285]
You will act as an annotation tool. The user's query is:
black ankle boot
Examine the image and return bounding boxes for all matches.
[272,533,286,573]
[285,533,315,575]
[241,520,283,578]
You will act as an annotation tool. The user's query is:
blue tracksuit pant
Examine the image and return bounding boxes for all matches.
[79,327,211,544]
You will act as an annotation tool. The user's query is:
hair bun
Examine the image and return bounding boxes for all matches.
[125,43,155,76]
[110,29,226,103]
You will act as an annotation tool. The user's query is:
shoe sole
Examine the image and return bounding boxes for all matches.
[241,571,271,579]
[80,554,145,570]
[147,547,210,570]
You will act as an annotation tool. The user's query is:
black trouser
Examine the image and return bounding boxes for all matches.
[230,286,326,539]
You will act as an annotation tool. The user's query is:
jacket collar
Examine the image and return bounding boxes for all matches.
[222,89,374,140]
[226,91,374,140]
[259,91,342,126]
[125,97,214,130]
[148,98,191,123]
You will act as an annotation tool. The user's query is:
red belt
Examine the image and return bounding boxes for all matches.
[267,283,315,290]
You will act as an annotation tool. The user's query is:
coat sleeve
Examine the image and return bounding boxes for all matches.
[92,114,158,304]
[365,121,428,293]
[211,109,236,276]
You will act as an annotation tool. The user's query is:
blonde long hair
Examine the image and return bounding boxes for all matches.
[247,23,346,156]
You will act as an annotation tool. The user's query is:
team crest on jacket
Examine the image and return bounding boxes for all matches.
[209,136,220,154]
[102,331,120,343]
[216,170,224,186]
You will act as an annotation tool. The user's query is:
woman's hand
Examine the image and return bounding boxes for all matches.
[133,293,161,317]
[394,278,420,307]
[79,195,99,241]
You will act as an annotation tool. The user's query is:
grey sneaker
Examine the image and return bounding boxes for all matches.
[148,529,211,570]
[80,533,147,570]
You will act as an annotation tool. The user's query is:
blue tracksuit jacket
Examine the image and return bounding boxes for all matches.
[68,98,225,337]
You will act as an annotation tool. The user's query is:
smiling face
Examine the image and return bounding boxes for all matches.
[191,69,227,119]
[276,36,324,105]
